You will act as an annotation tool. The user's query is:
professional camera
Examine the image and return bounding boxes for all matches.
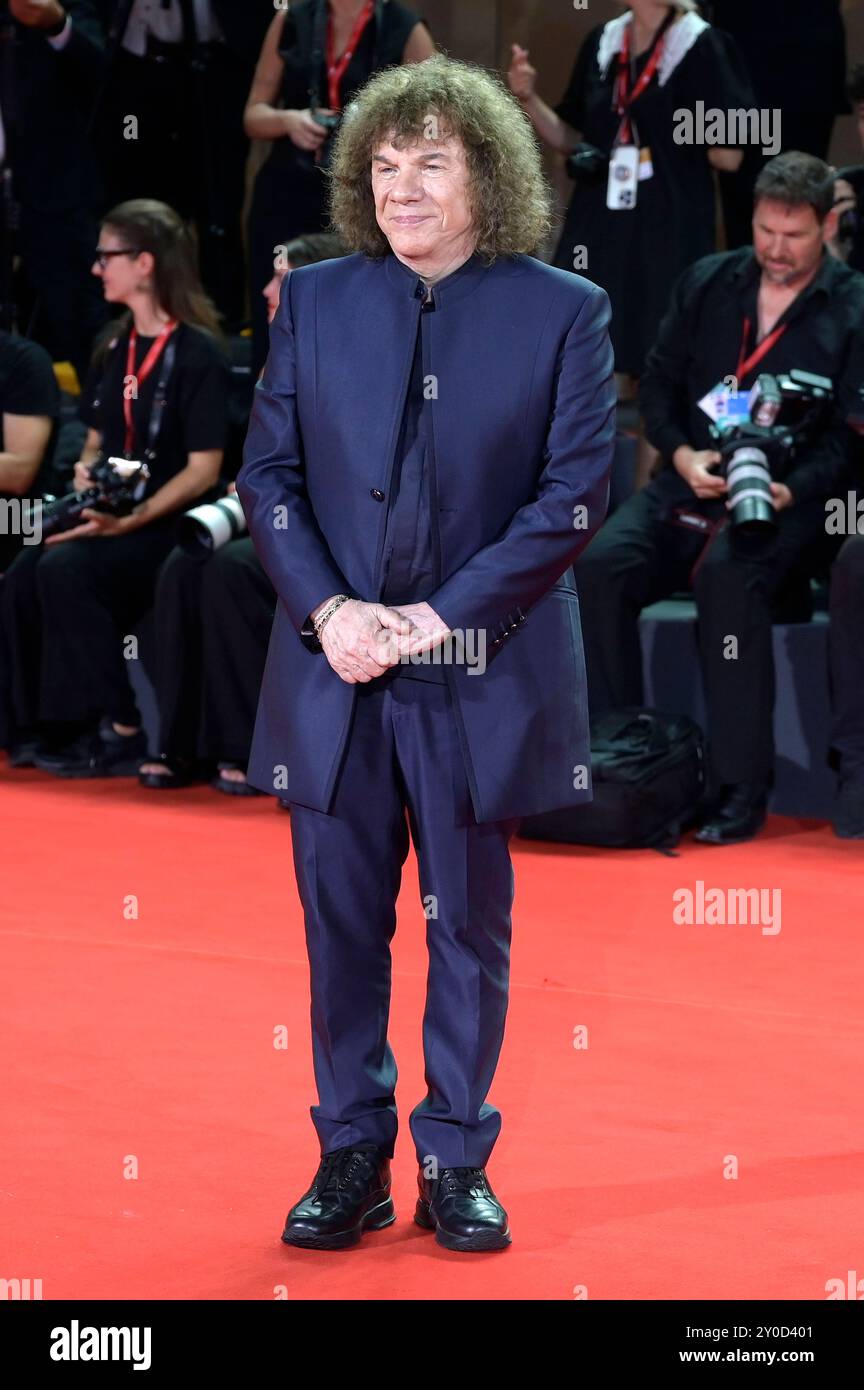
[311,109,342,135]
[40,457,150,540]
[566,143,609,186]
[711,370,833,533]
[177,493,246,555]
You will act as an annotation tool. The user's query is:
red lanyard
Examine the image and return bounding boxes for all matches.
[124,321,177,456]
[615,18,666,144]
[326,0,374,111]
[736,317,787,385]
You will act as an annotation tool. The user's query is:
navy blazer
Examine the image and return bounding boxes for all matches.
[236,250,616,822]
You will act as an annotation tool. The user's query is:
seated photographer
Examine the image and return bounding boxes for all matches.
[137,232,347,794]
[0,331,59,575]
[574,151,864,844]
[0,199,228,776]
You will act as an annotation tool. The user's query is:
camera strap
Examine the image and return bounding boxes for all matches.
[123,321,178,456]
[736,317,787,386]
[143,331,178,465]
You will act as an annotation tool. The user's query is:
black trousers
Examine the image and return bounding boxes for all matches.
[290,674,520,1166]
[151,538,275,764]
[94,48,250,326]
[574,470,834,788]
[829,535,864,776]
[0,522,177,741]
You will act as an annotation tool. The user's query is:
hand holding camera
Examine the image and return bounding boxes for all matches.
[40,456,150,543]
[286,108,338,152]
[673,446,727,499]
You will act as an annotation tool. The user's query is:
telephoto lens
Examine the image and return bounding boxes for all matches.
[723,446,776,533]
[177,494,247,554]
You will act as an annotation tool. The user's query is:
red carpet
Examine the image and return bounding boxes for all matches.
[2,759,862,1301]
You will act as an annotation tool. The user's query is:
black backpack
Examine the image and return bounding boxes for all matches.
[519,709,706,850]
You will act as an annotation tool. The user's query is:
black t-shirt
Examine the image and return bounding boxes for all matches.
[0,331,59,460]
[79,322,230,496]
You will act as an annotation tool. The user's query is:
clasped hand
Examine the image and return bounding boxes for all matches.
[320,599,452,684]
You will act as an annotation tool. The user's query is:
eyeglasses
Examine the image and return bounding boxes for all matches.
[93,247,140,268]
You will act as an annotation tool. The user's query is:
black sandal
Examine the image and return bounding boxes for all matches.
[211,761,264,797]
[138,753,201,789]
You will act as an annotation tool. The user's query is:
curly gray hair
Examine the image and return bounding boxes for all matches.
[326,54,554,261]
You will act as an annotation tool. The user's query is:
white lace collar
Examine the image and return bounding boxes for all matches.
[596,10,709,87]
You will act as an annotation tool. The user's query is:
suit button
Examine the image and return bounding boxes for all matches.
[370,489,385,502]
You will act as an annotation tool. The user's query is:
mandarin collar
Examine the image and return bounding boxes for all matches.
[384,248,490,305]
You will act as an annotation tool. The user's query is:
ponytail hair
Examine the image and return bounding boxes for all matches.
[99,198,224,342]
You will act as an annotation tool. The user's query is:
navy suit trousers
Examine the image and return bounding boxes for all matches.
[288,671,520,1168]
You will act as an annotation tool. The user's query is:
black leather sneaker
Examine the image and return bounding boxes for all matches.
[415,1165,511,1251]
[281,1143,395,1250]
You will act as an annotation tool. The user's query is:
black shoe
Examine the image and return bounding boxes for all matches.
[34,724,147,778]
[281,1143,395,1250]
[7,738,44,768]
[211,762,264,797]
[414,1165,511,1251]
[31,729,98,773]
[832,771,864,839]
[694,782,769,845]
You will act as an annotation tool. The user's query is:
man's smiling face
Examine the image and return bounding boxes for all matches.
[371,131,475,267]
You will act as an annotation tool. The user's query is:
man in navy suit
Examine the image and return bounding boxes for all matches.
[237,54,616,1252]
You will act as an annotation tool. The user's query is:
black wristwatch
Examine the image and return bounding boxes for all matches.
[299,612,323,654]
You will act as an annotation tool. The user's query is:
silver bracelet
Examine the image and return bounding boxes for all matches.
[313,593,351,639]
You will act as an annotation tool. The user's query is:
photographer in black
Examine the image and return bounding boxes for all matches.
[574,152,864,844]
[243,0,435,375]
[0,198,228,774]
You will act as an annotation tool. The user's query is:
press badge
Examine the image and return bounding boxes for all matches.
[607,144,640,210]
[697,381,752,429]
